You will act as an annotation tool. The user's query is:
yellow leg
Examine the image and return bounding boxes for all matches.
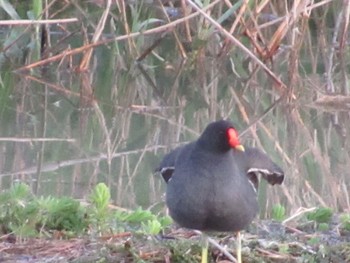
[236,231,242,263]
[201,233,208,263]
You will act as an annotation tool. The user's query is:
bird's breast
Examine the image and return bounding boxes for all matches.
[166,152,258,231]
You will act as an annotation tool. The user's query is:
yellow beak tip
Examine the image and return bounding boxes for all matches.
[235,145,245,152]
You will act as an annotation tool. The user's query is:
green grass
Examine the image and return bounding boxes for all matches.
[0,182,171,240]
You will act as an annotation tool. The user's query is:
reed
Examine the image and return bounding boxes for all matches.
[0,0,348,216]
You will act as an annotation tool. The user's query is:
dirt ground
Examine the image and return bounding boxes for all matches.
[1,217,350,263]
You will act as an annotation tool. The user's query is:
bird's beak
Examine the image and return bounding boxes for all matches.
[235,145,245,152]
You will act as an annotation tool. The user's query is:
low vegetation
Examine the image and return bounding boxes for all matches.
[0,0,349,261]
[1,183,350,262]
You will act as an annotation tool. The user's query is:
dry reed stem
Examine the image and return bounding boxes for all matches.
[307,0,337,11]
[115,156,126,204]
[15,0,221,72]
[93,98,113,167]
[41,0,60,18]
[339,0,350,51]
[341,182,350,211]
[258,0,333,61]
[304,180,328,207]
[230,87,266,155]
[313,95,350,109]
[0,138,75,142]
[2,25,35,55]
[0,18,78,25]
[125,145,149,197]
[266,0,311,59]
[185,0,287,94]
[181,0,193,43]
[22,74,82,99]
[242,6,269,58]
[228,0,249,35]
[124,156,137,206]
[136,111,199,136]
[78,73,95,137]
[118,0,138,56]
[282,206,317,225]
[325,1,343,93]
[218,0,249,57]
[157,0,187,59]
[79,0,112,71]
[0,145,167,178]
[50,1,71,18]
[291,110,336,208]
[22,71,134,115]
[193,230,238,263]
[229,87,250,125]
[255,247,295,260]
[339,0,350,93]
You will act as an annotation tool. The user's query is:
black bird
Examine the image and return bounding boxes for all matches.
[156,120,284,263]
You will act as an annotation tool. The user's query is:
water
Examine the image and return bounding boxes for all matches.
[0,0,349,217]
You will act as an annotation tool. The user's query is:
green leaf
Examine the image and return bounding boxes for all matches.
[141,219,162,235]
[90,183,111,211]
[158,215,173,228]
[318,223,329,231]
[271,204,286,222]
[0,0,20,19]
[217,0,243,24]
[339,213,350,231]
[32,0,43,18]
[307,207,333,224]
[119,207,155,223]
[36,196,86,232]
[10,183,31,200]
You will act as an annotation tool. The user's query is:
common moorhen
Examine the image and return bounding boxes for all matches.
[156,120,284,263]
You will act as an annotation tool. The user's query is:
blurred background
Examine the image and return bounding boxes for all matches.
[0,0,349,218]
